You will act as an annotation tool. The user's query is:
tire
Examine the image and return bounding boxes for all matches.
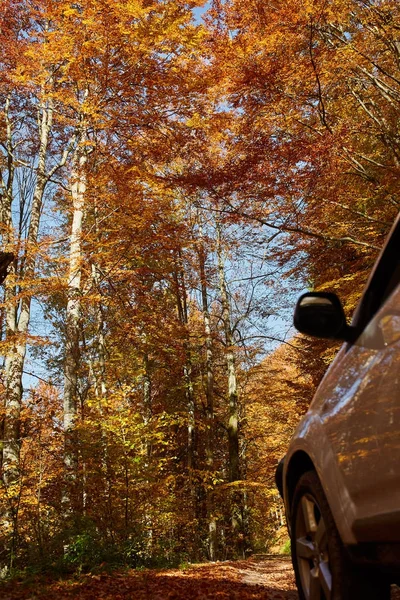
[290,470,390,600]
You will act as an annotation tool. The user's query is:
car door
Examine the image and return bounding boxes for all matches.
[319,279,400,541]
[312,216,400,541]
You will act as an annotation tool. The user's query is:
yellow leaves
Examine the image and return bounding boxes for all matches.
[62,6,80,18]
[185,112,203,128]
[125,0,149,19]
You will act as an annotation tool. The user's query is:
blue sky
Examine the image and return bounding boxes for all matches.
[192,1,211,24]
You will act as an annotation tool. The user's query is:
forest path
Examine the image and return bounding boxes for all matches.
[0,557,298,599]
[2,557,400,599]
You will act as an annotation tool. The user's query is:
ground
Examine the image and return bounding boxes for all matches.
[1,557,399,599]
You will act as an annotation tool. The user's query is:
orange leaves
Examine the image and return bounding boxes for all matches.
[0,559,298,599]
[3,0,399,578]
[197,0,399,309]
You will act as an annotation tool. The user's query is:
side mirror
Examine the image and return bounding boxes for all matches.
[294,292,355,342]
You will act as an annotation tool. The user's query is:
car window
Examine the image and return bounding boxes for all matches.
[352,216,400,334]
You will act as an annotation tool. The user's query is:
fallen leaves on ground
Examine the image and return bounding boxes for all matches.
[2,557,399,599]
[0,557,298,599]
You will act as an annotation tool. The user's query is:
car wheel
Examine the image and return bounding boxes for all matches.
[291,470,390,600]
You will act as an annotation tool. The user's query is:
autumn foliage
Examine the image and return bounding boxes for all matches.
[0,0,398,578]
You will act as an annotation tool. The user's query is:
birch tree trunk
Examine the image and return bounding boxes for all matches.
[2,97,54,568]
[1,95,16,479]
[62,132,87,515]
[0,72,77,563]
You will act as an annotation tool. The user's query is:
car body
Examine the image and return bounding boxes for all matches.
[277,213,400,599]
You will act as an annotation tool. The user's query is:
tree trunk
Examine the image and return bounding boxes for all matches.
[216,218,244,557]
[63,134,87,515]
[216,221,240,483]
[87,259,114,529]
[143,353,152,457]
[197,219,217,560]
[142,352,154,553]
[90,261,108,399]
[2,96,54,567]
[173,253,196,471]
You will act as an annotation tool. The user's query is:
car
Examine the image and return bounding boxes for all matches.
[276,213,400,599]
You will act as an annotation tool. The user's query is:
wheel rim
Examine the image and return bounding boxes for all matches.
[295,494,332,600]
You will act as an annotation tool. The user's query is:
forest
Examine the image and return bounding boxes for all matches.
[0,0,399,578]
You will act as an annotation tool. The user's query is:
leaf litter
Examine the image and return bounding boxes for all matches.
[1,557,298,599]
[2,557,399,599]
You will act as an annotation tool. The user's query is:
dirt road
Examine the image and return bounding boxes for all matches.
[1,557,399,599]
[0,557,297,599]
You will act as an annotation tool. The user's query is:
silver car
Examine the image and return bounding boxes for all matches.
[277,213,400,599]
